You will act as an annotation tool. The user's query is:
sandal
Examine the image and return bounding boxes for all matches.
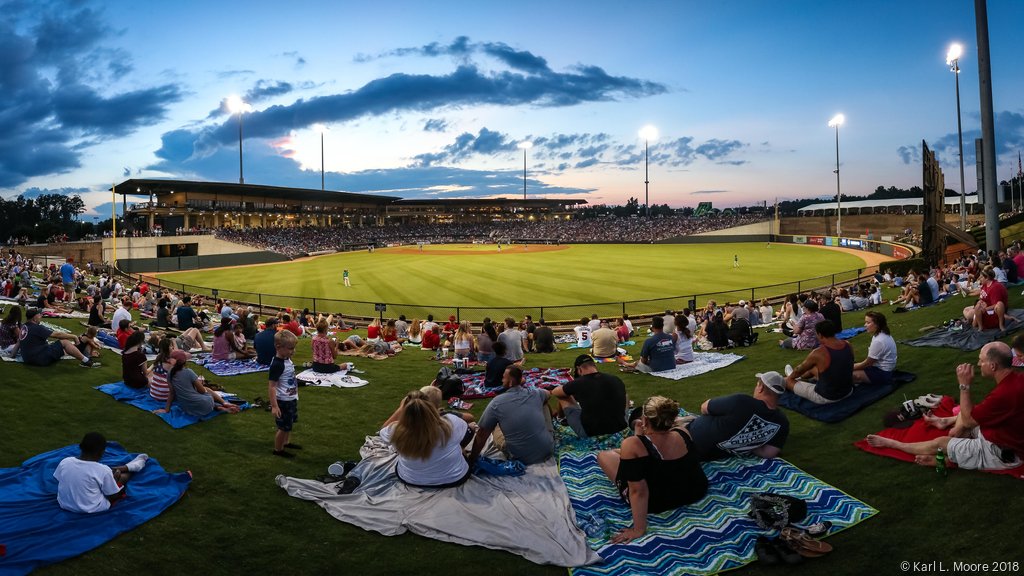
[781,527,833,557]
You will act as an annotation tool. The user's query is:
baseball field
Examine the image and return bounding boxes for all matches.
[154,242,875,319]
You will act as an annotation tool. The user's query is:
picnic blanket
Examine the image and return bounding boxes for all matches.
[338,348,390,360]
[557,426,877,576]
[1,353,76,363]
[836,326,867,340]
[41,310,90,319]
[295,368,369,388]
[854,396,1024,479]
[902,309,1024,351]
[461,367,573,399]
[647,352,745,381]
[276,436,600,567]
[0,442,191,576]
[777,370,916,423]
[95,381,250,428]
[190,354,269,376]
[41,321,71,334]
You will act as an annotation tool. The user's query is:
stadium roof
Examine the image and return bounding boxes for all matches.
[392,198,587,206]
[114,179,401,204]
[797,194,980,212]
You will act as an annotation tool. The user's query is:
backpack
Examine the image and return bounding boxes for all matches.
[435,367,465,399]
[749,492,807,530]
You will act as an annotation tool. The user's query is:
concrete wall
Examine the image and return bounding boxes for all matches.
[101,235,264,263]
[695,220,772,236]
[11,241,102,264]
[779,213,964,237]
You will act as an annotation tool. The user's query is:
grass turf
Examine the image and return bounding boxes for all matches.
[152,243,868,321]
[4,280,1023,575]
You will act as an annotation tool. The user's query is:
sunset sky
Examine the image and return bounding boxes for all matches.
[2,0,1023,218]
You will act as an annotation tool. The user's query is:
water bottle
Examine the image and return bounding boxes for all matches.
[576,512,607,538]
[935,448,947,476]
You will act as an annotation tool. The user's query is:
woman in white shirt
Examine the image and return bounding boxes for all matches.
[672,319,694,364]
[758,299,773,325]
[853,311,898,387]
[380,390,472,488]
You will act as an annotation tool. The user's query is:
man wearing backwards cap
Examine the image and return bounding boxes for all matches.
[19,308,100,368]
[682,371,789,461]
[551,354,628,438]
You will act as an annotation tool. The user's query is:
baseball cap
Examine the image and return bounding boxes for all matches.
[265,317,279,326]
[738,299,746,306]
[573,354,595,368]
[170,349,190,363]
[25,307,40,320]
[756,371,786,394]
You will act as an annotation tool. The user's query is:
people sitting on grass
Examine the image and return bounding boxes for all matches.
[379,389,472,488]
[231,322,257,358]
[704,310,730,349]
[591,320,618,359]
[780,299,824,350]
[468,364,554,466]
[162,349,240,417]
[175,296,198,330]
[269,330,302,458]
[406,318,423,347]
[451,321,475,360]
[241,307,259,340]
[395,315,409,341]
[552,355,628,438]
[621,316,675,373]
[574,317,592,348]
[115,318,134,349]
[522,315,536,352]
[0,305,23,355]
[54,432,149,514]
[149,340,172,405]
[784,320,854,404]
[533,318,556,353]
[382,319,399,343]
[419,384,475,424]
[818,292,843,331]
[421,325,441,351]
[19,308,99,367]
[683,371,789,461]
[442,315,459,343]
[866,342,1023,471]
[366,317,382,341]
[281,313,303,337]
[212,319,244,361]
[963,267,1012,332]
[88,296,107,327]
[852,311,898,387]
[111,298,132,333]
[311,319,340,373]
[614,317,630,342]
[673,316,695,364]
[171,326,211,353]
[255,317,279,364]
[596,396,709,544]
[498,317,526,362]
[121,330,151,389]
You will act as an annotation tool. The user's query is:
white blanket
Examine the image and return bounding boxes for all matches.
[277,436,600,567]
[649,351,745,380]
[295,368,368,388]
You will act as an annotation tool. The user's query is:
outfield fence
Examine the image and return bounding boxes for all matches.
[117,264,885,327]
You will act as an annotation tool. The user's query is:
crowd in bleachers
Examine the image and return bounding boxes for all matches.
[214,213,768,256]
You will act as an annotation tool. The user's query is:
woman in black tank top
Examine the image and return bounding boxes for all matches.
[596,396,709,543]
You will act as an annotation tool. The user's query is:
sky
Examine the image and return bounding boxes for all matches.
[2,0,1023,218]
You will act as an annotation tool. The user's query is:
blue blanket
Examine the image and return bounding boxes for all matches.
[96,331,120,349]
[835,326,866,340]
[191,354,269,376]
[558,430,877,576]
[0,443,190,575]
[95,381,249,428]
[777,370,915,423]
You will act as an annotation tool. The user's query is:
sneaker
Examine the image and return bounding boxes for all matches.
[803,521,833,537]
[125,454,149,473]
[79,359,101,368]
[327,460,357,477]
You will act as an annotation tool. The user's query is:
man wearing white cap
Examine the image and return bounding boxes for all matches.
[682,371,790,461]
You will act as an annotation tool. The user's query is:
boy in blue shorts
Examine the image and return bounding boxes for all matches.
[269,330,300,458]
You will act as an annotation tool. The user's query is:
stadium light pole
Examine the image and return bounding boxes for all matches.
[226,95,250,184]
[947,43,968,229]
[639,125,659,218]
[313,124,327,191]
[517,140,533,200]
[828,114,845,237]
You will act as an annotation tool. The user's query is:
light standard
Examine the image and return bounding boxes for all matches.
[828,114,845,237]
[313,124,327,191]
[226,95,250,184]
[946,43,968,228]
[638,125,658,218]
[517,141,533,200]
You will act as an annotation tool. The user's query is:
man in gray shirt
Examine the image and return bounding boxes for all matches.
[497,317,526,361]
[468,365,553,465]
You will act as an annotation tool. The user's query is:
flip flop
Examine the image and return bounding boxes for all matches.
[781,527,833,557]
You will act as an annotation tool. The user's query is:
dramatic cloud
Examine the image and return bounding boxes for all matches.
[691,190,728,195]
[18,186,90,199]
[897,145,920,165]
[423,118,449,132]
[413,128,518,166]
[0,0,182,188]
[909,110,1024,168]
[246,80,296,103]
[158,36,666,158]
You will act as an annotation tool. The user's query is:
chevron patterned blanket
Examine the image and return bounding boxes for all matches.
[557,428,877,575]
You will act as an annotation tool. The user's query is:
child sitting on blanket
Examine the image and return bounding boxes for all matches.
[420,385,476,424]
[269,330,302,459]
[115,318,134,350]
[311,319,341,373]
[53,432,149,514]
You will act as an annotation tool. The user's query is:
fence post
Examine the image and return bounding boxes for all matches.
[797,281,801,293]
[456,307,460,322]
[313,297,317,315]
[259,293,262,313]
[831,274,835,287]
[540,306,544,320]
[751,287,755,302]
[622,302,626,316]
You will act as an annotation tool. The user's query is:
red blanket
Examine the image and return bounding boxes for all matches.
[854,396,1024,479]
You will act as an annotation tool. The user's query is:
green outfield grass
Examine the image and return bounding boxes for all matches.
[154,243,871,320]
[2,286,1022,576]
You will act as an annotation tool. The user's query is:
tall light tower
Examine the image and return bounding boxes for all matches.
[828,114,845,237]
[313,124,327,191]
[226,95,251,184]
[517,140,533,200]
[946,43,968,228]
[638,125,659,218]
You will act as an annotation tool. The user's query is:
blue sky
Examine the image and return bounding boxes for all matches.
[2,0,1023,217]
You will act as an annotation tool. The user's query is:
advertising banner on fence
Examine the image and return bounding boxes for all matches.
[809,236,824,245]
[892,246,912,259]
[792,235,807,244]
